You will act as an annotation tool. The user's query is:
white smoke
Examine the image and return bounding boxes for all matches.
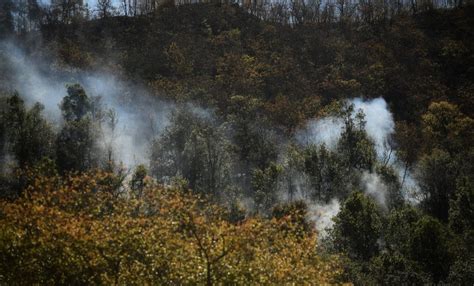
[351,98,395,161]
[1,41,66,122]
[307,199,341,238]
[298,97,395,159]
[0,41,172,168]
[361,171,388,209]
[81,74,171,166]
[296,117,343,148]
[294,97,421,232]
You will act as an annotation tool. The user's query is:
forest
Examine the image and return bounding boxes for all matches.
[0,0,473,284]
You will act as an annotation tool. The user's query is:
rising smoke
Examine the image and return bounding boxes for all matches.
[307,199,341,238]
[296,116,343,148]
[0,40,173,168]
[298,97,395,159]
[1,40,420,237]
[297,97,419,233]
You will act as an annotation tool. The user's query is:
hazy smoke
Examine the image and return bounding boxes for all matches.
[296,97,420,231]
[298,97,395,159]
[81,74,172,166]
[1,39,421,237]
[1,41,65,121]
[296,117,343,148]
[361,171,388,209]
[308,199,341,238]
[351,98,395,161]
[0,41,172,168]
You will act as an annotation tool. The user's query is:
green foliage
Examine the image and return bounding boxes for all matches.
[337,105,376,171]
[415,101,474,222]
[227,96,279,170]
[1,3,474,284]
[417,149,458,221]
[448,176,474,279]
[251,162,282,214]
[130,164,148,198]
[0,0,14,36]
[385,205,423,255]
[409,216,451,282]
[60,84,93,122]
[422,101,474,155]
[374,164,404,210]
[449,178,474,242]
[447,256,474,285]
[151,107,233,196]
[1,93,54,168]
[331,192,382,261]
[394,121,422,188]
[56,116,97,172]
[303,144,346,201]
[369,252,431,285]
[280,144,306,201]
[55,84,107,172]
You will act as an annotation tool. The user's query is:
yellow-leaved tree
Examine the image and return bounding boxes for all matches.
[0,168,344,285]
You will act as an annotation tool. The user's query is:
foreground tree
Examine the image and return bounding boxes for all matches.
[0,170,343,284]
[447,177,474,285]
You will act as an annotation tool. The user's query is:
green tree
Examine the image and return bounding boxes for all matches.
[0,0,14,36]
[422,101,473,155]
[56,118,96,172]
[150,107,195,180]
[384,205,422,255]
[227,96,279,171]
[60,84,93,122]
[251,162,282,215]
[3,93,54,168]
[417,149,458,221]
[130,164,148,199]
[56,84,99,172]
[447,177,474,285]
[394,121,422,189]
[409,216,451,283]
[369,252,431,285]
[280,144,307,201]
[303,144,346,201]
[374,164,404,210]
[331,192,382,261]
[449,177,474,245]
[151,107,232,196]
[416,101,474,221]
[447,257,474,285]
[337,105,376,171]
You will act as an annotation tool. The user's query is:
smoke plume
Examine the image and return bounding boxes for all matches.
[308,199,341,238]
[0,40,172,168]
[361,171,388,210]
[296,97,420,232]
[298,97,395,159]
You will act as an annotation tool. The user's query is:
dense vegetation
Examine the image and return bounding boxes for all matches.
[0,0,473,284]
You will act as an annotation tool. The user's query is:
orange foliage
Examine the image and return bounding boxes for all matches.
[0,171,343,284]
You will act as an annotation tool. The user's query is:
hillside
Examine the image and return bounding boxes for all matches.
[0,2,473,285]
